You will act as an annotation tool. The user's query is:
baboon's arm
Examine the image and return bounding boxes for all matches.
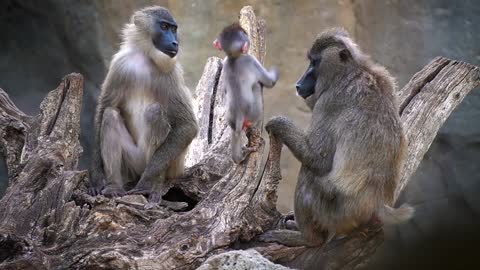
[266,116,319,169]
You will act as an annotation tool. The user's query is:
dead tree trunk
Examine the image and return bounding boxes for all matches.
[0,6,479,270]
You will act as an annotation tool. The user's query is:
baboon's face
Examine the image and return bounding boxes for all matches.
[296,31,351,103]
[296,52,319,99]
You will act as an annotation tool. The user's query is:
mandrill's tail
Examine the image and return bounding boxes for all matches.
[377,204,414,224]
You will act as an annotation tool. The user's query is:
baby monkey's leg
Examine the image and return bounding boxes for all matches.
[231,127,252,164]
[244,82,264,150]
[229,113,254,164]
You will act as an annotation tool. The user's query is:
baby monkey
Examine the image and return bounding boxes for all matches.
[214,23,279,163]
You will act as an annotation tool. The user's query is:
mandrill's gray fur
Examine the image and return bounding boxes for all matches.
[89,6,198,201]
[266,28,413,245]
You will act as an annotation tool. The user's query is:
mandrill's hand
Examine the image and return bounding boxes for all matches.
[88,171,106,196]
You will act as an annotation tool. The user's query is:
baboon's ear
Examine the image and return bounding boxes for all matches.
[339,48,351,63]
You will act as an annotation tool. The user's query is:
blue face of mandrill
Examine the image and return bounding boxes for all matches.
[151,16,178,58]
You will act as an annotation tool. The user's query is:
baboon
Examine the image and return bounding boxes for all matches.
[265,28,413,245]
[214,23,279,163]
[89,6,198,202]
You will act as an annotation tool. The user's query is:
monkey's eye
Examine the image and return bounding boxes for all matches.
[171,26,177,34]
[160,23,168,30]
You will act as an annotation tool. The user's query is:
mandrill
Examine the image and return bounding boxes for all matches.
[89,6,198,203]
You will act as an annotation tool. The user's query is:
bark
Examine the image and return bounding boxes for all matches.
[0,5,479,270]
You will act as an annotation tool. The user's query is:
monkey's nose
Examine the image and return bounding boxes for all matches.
[295,84,301,91]
[172,41,178,48]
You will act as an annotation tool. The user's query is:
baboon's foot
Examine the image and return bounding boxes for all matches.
[276,211,298,230]
[258,230,321,247]
[284,212,298,230]
[358,217,383,238]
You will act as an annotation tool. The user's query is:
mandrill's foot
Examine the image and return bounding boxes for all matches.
[127,185,152,196]
[128,177,167,205]
[128,175,156,196]
[101,185,126,197]
[149,191,162,203]
[88,175,106,196]
[143,191,163,210]
[88,186,104,196]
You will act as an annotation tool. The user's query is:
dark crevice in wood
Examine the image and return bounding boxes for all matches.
[162,187,198,211]
[399,57,450,115]
[46,79,70,136]
[207,64,223,145]
[0,233,30,263]
[170,165,224,201]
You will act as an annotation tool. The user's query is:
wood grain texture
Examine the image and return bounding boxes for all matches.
[395,57,480,199]
[0,6,478,270]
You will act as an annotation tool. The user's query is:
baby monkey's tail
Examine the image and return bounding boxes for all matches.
[377,204,414,224]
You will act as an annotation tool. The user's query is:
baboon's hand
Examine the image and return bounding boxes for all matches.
[265,116,288,134]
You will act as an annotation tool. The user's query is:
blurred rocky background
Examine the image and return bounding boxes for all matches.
[0,0,478,268]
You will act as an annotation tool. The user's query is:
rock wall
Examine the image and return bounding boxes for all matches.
[0,0,108,182]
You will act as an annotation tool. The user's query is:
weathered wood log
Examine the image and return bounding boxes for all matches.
[0,5,479,270]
